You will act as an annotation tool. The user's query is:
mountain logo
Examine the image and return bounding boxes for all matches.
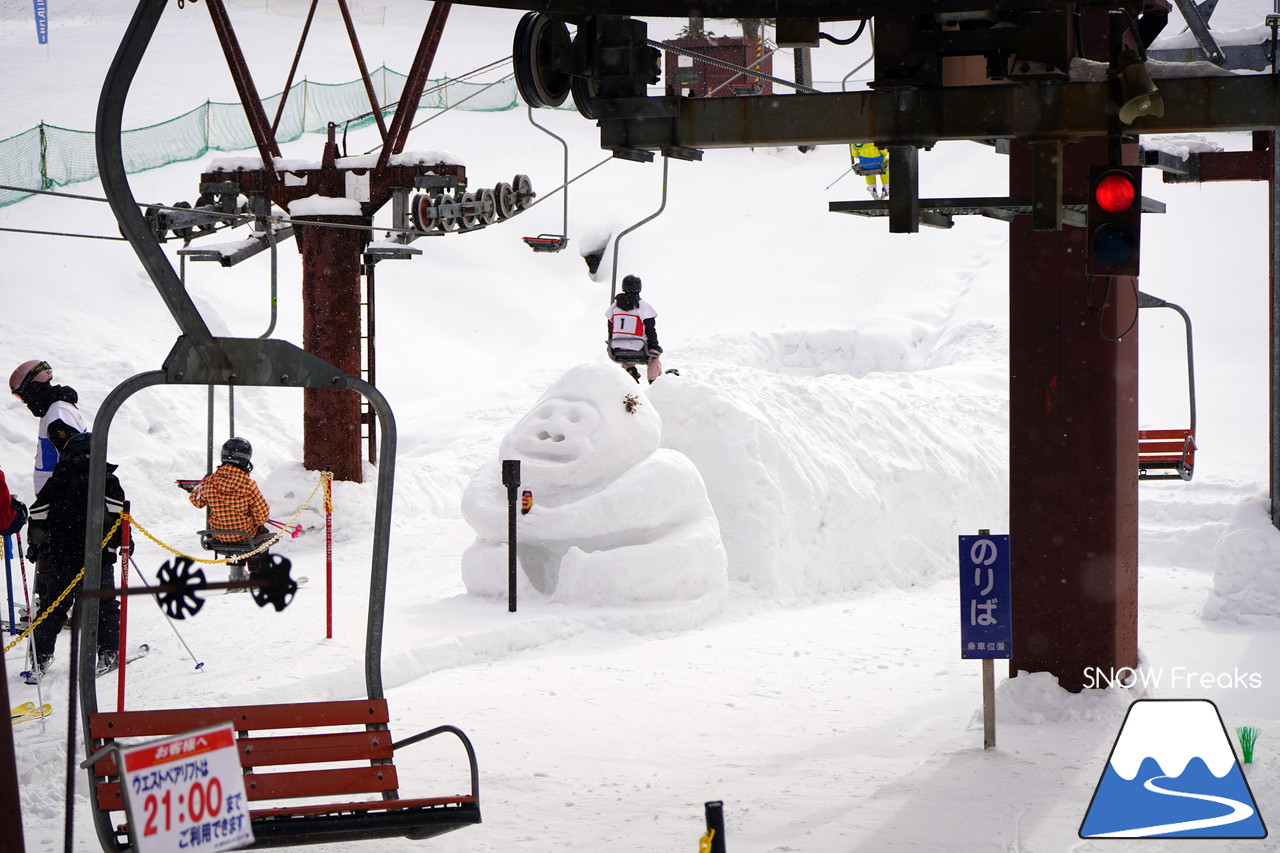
[1080,699,1267,839]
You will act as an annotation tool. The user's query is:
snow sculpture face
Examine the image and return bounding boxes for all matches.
[500,364,661,491]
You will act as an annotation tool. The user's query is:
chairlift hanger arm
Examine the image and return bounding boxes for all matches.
[96,0,214,344]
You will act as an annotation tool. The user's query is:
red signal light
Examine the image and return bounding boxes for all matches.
[1094,173,1136,214]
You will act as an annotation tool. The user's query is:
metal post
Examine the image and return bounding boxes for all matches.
[325,471,333,639]
[206,385,215,474]
[0,643,25,853]
[982,658,996,749]
[1272,129,1280,528]
[704,801,726,853]
[502,460,521,612]
[117,505,131,711]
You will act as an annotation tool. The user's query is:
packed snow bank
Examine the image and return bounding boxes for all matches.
[649,327,1008,597]
[1204,494,1280,622]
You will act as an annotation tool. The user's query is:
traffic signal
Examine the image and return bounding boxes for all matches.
[1086,165,1142,277]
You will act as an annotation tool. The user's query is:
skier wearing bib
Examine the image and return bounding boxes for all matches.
[605,274,665,384]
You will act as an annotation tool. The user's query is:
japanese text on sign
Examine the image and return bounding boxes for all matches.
[959,534,1012,659]
[120,722,254,852]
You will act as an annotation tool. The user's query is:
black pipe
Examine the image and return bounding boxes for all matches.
[501,460,521,612]
[705,801,726,853]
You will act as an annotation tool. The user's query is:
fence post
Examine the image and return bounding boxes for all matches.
[38,123,49,189]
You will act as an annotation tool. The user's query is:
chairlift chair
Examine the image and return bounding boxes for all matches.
[522,106,570,252]
[1137,291,1197,481]
[606,344,652,365]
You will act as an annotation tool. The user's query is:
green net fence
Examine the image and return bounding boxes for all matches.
[0,67,521,208]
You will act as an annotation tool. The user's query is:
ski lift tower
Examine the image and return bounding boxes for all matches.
[168,0,532,481]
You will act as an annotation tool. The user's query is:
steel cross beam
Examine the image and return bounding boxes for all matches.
[595,75,1280,152]
[442,0,1077,16]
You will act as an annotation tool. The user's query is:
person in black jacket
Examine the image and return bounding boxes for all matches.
[26,430,125,680]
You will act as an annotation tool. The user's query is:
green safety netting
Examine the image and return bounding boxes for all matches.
[0,67,521,208]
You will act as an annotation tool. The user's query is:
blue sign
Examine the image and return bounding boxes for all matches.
[33,0,48,44]
[959,533,1011,659]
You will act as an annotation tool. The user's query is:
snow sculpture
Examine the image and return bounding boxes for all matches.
[461,364,727,604]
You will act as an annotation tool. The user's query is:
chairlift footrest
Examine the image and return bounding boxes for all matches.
[522,234,569,253]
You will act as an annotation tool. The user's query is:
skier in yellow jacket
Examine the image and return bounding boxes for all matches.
[850,142,890,199]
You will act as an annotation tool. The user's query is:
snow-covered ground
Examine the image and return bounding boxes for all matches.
[3,1,1280,850]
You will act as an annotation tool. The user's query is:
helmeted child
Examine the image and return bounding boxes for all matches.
[26,430,125,680]
[605,274,665,384]
[189,437,271,589]
[850,142,890,199]
[10,359,87,494]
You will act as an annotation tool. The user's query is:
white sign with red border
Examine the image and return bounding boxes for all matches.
[119,721,254,852]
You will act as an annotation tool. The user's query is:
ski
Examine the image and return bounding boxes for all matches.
[10,702,35,719]
[95,643,151,678]
[11,703,52,725]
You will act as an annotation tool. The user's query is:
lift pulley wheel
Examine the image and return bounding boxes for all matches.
[412,192,438,232]
[478,187,499,225]
[513,174,535,211]
[435,193,460,232]
[458,191,480,230]
[494,181,517,219]
[155,557,209,620]
[513,12,572,108]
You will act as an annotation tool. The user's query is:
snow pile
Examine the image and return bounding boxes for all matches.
[1204,494,1280,622]
[993,670,1135,725]
[649,328,1008,596]
[461,363,727,605]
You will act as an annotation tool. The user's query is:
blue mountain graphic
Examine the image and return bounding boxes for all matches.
[1081,756,1266,838]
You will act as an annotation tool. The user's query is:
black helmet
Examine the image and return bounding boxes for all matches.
[221,437,253,471]
[621,274,642,294]
[62,431,92,463]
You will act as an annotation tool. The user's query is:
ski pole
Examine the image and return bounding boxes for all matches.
[825,167,854,191]
[129,555,205,671]
[16,531,30,621]
[267,519,302,539]
[4,535,15,635]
